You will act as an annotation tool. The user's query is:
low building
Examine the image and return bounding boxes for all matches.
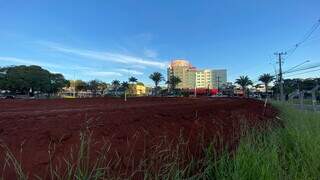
[133,84,146,96]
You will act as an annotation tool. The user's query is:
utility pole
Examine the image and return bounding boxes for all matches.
[274,52,286,102]
[217,76,220,93]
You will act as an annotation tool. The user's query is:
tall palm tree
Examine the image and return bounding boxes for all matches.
[121,81,130,101]
[128,76,138,84]
[128,76,138,95]
[121,81,129,91]
[112,80,120,96]
[235,75,253,97]
[259,73,274,94]
[149,72,164,95]
[166,75,182,92]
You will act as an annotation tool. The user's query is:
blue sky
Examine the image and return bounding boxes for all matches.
[0,0,319,86]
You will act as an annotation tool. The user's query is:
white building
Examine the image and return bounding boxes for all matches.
[196,69,213,88]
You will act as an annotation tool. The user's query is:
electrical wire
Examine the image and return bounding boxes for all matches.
[284,68,320,78]
[284,63,320,74]
[285,19,320,59]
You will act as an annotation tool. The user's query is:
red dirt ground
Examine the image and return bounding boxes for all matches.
[0,97,276,179]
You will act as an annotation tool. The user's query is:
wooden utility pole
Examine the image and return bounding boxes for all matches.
[275,52,286,102]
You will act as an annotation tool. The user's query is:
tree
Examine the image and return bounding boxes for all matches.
[235,75,253,97]
[87,79,101,96]
[97,82,109,94]
[49,73,68,94]
[128,76,138,95]
[149,72,164,95]
[166,75,182,92]
[259,73,274,94]
[121,81,129,91]
[112,80,120,96]
[70,80,87,92]
[128,76,138,84]
[121,81,130,101]
[136,82,144,86]
[0,65,67,95]
[0,68,8,90]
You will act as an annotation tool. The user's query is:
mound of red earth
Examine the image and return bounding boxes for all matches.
[0,97,276,179]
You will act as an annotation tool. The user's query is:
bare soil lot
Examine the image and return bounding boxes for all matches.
[0,97,276,179]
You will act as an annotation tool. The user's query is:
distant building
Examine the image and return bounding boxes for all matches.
[133,84,146,96]
[167,59,196,89]
[196,69,213,89]
[212,69,227,89]
[167,59,227,90]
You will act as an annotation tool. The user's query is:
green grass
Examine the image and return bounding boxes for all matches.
[288,98,315,105]
[1,103,320,179]
[205,102,320,180]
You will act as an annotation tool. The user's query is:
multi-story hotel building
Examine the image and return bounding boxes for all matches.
[167,59,227,89]
[167,59,196,89]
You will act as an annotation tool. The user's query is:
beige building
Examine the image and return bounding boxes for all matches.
[167,60,196,89]
[133,84,146,96]
[167,59,227,89]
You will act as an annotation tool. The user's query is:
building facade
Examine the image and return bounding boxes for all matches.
[167,60,196,89]
[212,69,227,89]
[167,59,227,89]
[196,69,213,89]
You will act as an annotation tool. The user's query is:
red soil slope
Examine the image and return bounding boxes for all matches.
[0,97,276,179]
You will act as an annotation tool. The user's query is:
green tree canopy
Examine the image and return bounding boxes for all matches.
[128,76,138,84]
[149,72,164,95]
[258,73,274,93]
[166,75,182,91]
[72,80,87,92]
[136,82,144,86]
[149,72,164,88]
[0,65,67,94]
[121,81,129,91]
[235,75,253,97]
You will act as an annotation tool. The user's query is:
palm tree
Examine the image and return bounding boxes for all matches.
[112,80,120,96]
[259,73,274,94]
[149,72,164,95]
[167,75,182,92]
[121,81,129,90]
[128,76,138,84]
[235,75,253,97]
[121,81,130,101]
[128,76,138,95]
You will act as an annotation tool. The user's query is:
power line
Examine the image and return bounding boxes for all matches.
[283,60,310,74]
[284,68,320,78]
[285,18,320,59]
[284,62,320,74]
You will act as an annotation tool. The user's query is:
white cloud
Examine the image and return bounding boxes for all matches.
[0,56,61,68]
[42,42,167,69]
[117,68,143,75]
[85,71,123,77]
[144,48,158,58]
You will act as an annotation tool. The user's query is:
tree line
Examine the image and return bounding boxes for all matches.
[4,65,316,98]
[235,73,320,98]
[0,65,183,96]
